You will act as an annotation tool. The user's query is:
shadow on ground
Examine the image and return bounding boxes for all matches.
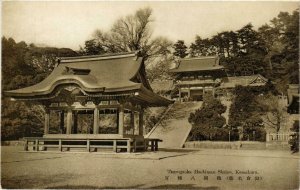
[1,173,82,189]
[159,148,199,153]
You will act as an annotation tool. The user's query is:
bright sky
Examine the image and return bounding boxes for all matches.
[2,1,299,50]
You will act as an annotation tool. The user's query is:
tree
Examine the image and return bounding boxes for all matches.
[2,37,78,91]
[229,86,266,141]
[188,93,227,141]
[81,39,105,55]
[147,54,174,82]
[28,47,78,74]
[1,37,78,140]
[189,24,268,76]
[173,40,188,58]
[1,99,44,140]
[257,93,288,134]
[82,7,172,61]
[190,36,215,57]
[236,23,267,57]
[81,7,173,82]
[258,23,283,73]
[258,10,299,92]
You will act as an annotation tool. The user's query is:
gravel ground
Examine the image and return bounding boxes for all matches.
[1,146,299,189]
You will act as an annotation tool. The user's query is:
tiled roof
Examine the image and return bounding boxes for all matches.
[169,56,223,73]
[220,74,268,88]
[5,52,173,106]
[6,53,142,95]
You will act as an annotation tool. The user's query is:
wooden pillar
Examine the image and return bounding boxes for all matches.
[151,140,155,151]
[87,139,90,152]
[144,139,148,151]
[130,111,134,135]
[113,140,117,152]
[60,111,64,133]
[139,110,144,136]
[73,111,78,134]
[133,140,136,152]
[188,87,191,101]
[66,108,72,134]
[58,139,62,152]
[93,107,99,134]
[118,105,124,136]
[35,139,39,151]
[44,109,50,135]
[24,139,28,151]
[127,139,131,153]
[134,112,139,135]
[154,140,158,151]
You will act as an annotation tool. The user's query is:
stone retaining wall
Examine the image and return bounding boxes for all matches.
[184,141,242,149]
[2,140,24,146]
[184,141,290,150]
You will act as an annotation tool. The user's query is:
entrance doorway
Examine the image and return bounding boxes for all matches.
[190,89,204,101]
[76,110,93,134]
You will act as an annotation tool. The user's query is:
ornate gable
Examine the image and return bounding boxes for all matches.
[249,75,268,85]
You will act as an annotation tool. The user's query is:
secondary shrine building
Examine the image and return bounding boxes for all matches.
[169,56,226,101]
[5,52,173,153]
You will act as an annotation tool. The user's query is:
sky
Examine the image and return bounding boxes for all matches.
[2,1,299,50]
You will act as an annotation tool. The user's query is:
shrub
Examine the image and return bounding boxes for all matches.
[188,93,228,141]
[289,120,299,153]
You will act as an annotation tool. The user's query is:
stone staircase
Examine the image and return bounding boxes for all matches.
[146,101,202,148]
[220,98,232,124]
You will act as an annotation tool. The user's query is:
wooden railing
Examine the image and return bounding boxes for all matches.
[266,133,294,142]
[23,137,162,153]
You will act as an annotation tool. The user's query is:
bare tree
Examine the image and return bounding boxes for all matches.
[90,7,172,61]
[257,94,288,133]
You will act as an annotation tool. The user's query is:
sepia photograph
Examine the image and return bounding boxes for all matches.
[1,1,299,189]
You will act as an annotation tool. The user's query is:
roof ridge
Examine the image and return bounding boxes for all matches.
[181,56,218,61]
[59,51,137,62]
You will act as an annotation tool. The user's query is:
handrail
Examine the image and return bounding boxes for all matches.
[145,103,175,138]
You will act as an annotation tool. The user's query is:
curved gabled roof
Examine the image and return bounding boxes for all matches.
[5,52,173,106]
[6,53,144,96]
[5,53,172,106]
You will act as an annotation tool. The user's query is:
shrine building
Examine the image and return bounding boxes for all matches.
[5,52,173,152]
[169,56,226,101]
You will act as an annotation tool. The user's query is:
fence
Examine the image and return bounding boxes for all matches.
[266,133,294,142]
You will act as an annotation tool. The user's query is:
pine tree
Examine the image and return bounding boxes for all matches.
[173,40,188,58]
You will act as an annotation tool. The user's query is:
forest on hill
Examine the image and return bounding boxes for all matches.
[172,10,299,93]
[1,8,299,140]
